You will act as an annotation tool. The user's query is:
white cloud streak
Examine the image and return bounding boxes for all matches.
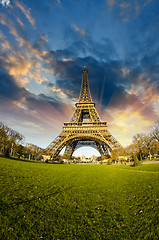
[0,0,10,7]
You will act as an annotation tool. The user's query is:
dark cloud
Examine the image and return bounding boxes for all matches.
[64,25,117,60]
[44,54,122,109]
[0,68,26,100]
[0,65,67,118]
[42,40,158,126]
[43,49,74,62]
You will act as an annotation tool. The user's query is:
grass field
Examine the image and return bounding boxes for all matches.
[0,157,159,240]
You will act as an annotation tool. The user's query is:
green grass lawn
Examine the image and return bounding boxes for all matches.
[0,157,159,240]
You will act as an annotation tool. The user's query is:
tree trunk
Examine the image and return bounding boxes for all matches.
[10,142,14,156]
[149,150,151,160]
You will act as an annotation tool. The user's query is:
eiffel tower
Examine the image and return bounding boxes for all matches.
[46,68,121,159]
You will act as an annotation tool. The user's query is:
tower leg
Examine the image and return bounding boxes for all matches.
[95,142,105,159]
[95,142,110,159]
[63,141,77,159]
[101,144,110,157]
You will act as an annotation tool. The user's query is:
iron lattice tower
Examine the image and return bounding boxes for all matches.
[46,68,121,159]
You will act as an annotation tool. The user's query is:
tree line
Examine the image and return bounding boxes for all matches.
[111,121,159,164]
[0,122,44,160]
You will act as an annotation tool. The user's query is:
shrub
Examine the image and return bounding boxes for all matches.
[107,160,111,165]
[133,155,140,166]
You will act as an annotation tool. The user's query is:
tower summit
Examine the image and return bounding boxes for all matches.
[78,68,92,103]
[46,68,121,159]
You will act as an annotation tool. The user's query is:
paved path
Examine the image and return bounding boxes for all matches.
[119,160,159,166]
[142,160,159,164]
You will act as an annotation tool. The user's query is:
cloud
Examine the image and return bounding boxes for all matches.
[42,44,159,143]
[106,0,156,22]
[109,112,152,146]
[73,24,86,37]
[1,54,31,77]
[0,65,74,147]
[28,68,48,85]
[15,1,35,28]
[0,67,30,110]
[14,1,48,43]
[63,58,72,62]
[0,0,159,148]
[0,11,50,88]
[0,12,36,50]
[107,0,115,10]
[18,77,29,88]
[6,9,155,137]
[0,0,10,7]
[64,26,117,60]
[16,17,25,28]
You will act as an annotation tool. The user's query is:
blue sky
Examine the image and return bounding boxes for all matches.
[0,0,159,157]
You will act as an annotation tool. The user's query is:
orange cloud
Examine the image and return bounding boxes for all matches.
[0,13,7,25]
[0,16,50,87]
[17,77,29,88]
[28,69,48,85]
[1,39,12,50]
[73,24,86,36]
[15,1,48,43]
[15,1,35,28]
[16,17,25,28]
[63,58,72,62]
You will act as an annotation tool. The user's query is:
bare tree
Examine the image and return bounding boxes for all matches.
[0,122,24,157]
[132,133,146,161]
[26,143,44,160]
[151,121,159,142]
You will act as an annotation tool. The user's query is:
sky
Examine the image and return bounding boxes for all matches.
[0,0,159,157]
